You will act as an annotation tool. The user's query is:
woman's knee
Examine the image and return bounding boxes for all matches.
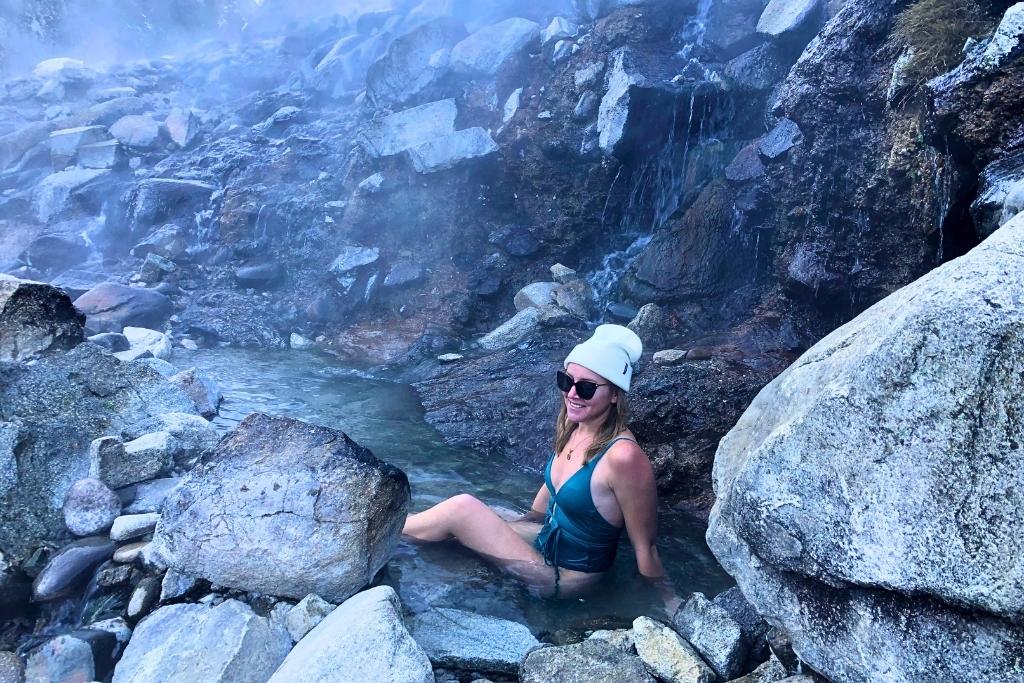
[448,493,486,516]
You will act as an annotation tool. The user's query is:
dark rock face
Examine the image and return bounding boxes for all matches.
[31,537,116,601]
[0,276,84,361]
[0,343,194,559]
[73,283,172,334]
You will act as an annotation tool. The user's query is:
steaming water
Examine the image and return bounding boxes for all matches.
[174,347,732,632]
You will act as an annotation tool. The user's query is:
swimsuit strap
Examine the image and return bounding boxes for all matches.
[586,435,637,467]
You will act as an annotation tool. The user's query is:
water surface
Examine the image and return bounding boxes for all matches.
[174,347,733,633]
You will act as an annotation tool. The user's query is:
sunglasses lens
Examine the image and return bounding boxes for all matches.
[575,381,598,400]
[556,370,573,393]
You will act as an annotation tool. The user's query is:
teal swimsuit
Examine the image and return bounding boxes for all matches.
[534,437,632,593]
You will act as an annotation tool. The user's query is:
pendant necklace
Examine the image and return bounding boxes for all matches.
[565,432,587,461]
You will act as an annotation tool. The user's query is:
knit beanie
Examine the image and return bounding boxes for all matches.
[564,324,643,392]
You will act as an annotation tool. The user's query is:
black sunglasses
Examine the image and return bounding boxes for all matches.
[556,370,609,400]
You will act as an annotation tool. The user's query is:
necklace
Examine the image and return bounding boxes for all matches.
[564,432,589,461]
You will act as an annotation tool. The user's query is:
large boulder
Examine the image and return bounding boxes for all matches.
[150,413,410,602]
[449,18,540,77]
[31,168,109,223]
[122,179,216,234]
[406,127,498,173]
[0,276,84,362]
[366,17,467,107]
[267,586,432,683]
[707,215,1024,681]
[360,98,458,158]
[112,600,291,683]
[0,343,195,558]
[73,283,172,334]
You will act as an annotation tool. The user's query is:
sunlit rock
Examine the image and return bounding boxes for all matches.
[111,600,290,683]
[49,125,109,171]
[31,168,108,223]
[109,115,161,149]
[0,276,84,362]
[756,0,822,37]
[521,639,654,683]
[633,617,715,683]
[360,98,457,158]
[406,127,498,173]
[32,537,116,601]
[62,478,121,537]
[409,607,540,674]
[150,413,410,602]
[74,283,172,334]
[707,214,1024,681]
[269,586,431,683]
[449,18,540,77]
[366,17,467,108]
[122,327,171,361]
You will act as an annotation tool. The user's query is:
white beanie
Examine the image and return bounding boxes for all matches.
[564,324,643,392]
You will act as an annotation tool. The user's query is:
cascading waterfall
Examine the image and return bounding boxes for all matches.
[929,140,953,262]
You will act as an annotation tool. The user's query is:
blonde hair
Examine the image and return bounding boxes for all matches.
[553,385,631,464]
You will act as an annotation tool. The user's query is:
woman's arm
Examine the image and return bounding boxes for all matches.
[519,483,550,522]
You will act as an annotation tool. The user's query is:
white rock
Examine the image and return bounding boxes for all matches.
[503,88,523,123]
[110,513,160,541]
[360,99,457,158]
[542,17,579,45]
[756,0,822,37]
[653,349,687,365]
[284,594,335,642]
[122,327,172,360]
[980,2,1024,70]
[290,333,316,350]
[437,353,463,363]
[598,48,643,155]
[406,127,498,173]
[514,282,559,311]
[632,617,715,683]
[478,307,542,351]
[450,18,540,77]
[109,115,161,148]
[550,263,577,283]
[49,125,109,171]
[165,108,200,148]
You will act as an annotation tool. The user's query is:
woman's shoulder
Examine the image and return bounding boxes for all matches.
[604,433,650,470]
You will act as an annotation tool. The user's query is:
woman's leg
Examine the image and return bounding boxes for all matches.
[402,494,545,563]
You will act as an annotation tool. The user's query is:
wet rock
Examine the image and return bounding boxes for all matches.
[123,179,216,233]
[126,576,160,620]
[330,245,380,276]
[573,90,600,121]
[111,600,290,683]
[110,513,160,541]
[283,594,334,642]
[360,98,457,158]
[704,0,765,55]
[109,115,160,149]
[756,0,822,37]
[520,639,654,683]
[78,140,124,169]
[0,651,24,683]
[0,343,195,557]
[542,17,578,45]
[137,253,176,284]
[73,283,172,334]
[32,168,108,223]
[626,303,666,348]
[672,592,745,680]
[122,327,171,361]
[366,17,467,107]
[588,629,635,653]
[131,225,188,260]
[0,276,84,362]
[478,307,542,351]
[449,18,540,77]
[164,109,199,148]
[168,368,221,419]
[48,125,109,171]
[150,413,410,602]
[84,618,131,661]
[159,569,198,603]
[707,216,1024,681]
[124,478,182,515]
[553,280,595,320]
[19,226,91,275]
[63,478,121,537]
[383,261,424,288]
[632,617,714,683]
[598,48,643,156]
[409,607,541,674]
[234,262,284,290]
[32,537,116,601]
[407,127,498,173]
[438,353,463,363]
[514,282,560,311]
[724,43,789,93]
[758,117,802,160]
[652,349,687,365]
[0,551,28,608]
[268,586,431,683]
[112,542,147,564]
[725,143,765,182]
[550,263,577,283]
[25,635,94,683]
[972,153,1024,239]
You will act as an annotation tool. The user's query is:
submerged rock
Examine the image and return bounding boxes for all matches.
[111,600,290,683]
[708,214,1024,681]
[520,639,654,683]
[32,537,116,601]
[268,586,432,683]
[150,413,410,602]
[409,607,541,674]
[0,276,84,362]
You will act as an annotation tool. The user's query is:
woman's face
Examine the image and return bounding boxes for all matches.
[563,362,616,425]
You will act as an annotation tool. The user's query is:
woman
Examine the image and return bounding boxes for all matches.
[403,324,675,604]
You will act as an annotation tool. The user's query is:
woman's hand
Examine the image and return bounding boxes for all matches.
[647,574,682,615]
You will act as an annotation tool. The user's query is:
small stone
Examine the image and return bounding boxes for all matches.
[290,333,316,350]
[503,88,522,123]
[165,108,199,148]
[110,513,160,541]
[653,349,687,365]
[574,62,604,89]
[573,91,600,121]
[383,261,424,289]
[122,327,172,360]
[179,339,199,351]
[588,628,635,652]
[160,569,199,603]
[632,616,715,683]
[25,635,94,683]
[126,577,161,620]
[88,333,130,352]
[437,353,463,363]
[95,563,134,588]
[758,118,803,160]
[550,263,577,284]
[32,538,116,601]
[685,347,713,361]
[542,17,578,45]
[537,110,553,120]
[330,245,380,275]
[112,542,148,564]
[552,40,574,62]
[169,368,222,418]
[628,303,667,348]
[357,172,385,194]
[284,594,335,643]
[63,478,122,537]
[672,592,746,680]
